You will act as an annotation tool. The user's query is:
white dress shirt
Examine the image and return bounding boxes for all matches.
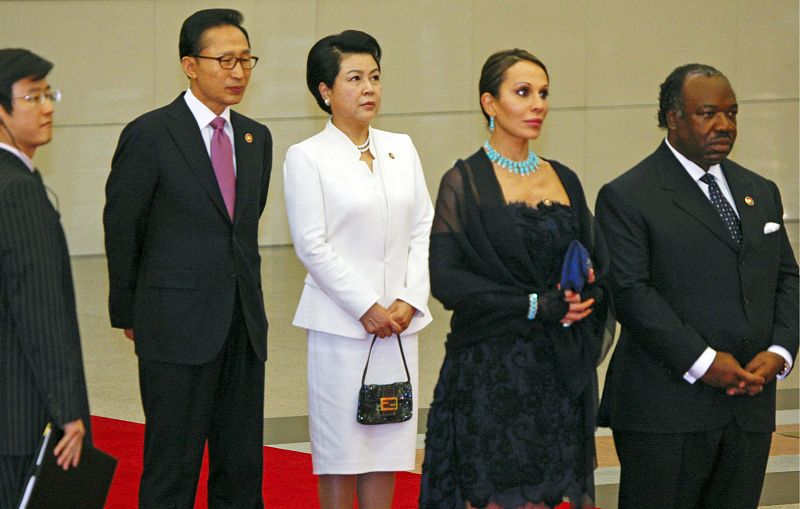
[665,138,793,382]
[183,88,237,175]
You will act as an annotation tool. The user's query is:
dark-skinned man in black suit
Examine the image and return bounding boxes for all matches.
[597,64,798,509]
[103,9,272,508]
[0,49,91,508]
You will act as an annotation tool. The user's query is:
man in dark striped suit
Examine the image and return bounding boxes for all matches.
[0,49,91,508]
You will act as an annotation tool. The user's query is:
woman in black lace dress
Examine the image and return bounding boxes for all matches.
[419,49,613,509]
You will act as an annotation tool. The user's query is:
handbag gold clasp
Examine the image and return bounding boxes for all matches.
[380,397,398,412]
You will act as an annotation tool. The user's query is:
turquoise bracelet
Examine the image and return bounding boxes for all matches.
[527,293,538,320]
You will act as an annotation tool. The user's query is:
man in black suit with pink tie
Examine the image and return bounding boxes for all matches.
[597,63,798,509]
[103,9,272,508]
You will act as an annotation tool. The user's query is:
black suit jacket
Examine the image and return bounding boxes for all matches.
[103,95,272,364]
[0,149,91,455]
[597,141,799,434]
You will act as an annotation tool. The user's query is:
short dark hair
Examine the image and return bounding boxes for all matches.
[658,63,725,128]
[306,30,382,114]
[0,48,52,114]
[179,9,250,59]
[479,49,548,124]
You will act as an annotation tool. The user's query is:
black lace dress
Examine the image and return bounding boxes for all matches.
[420,202,586,508]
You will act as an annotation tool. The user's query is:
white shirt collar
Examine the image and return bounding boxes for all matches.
[183,88,231,130]
[664,137,724,183]
[325,119,375,158]
[0,142,35,172]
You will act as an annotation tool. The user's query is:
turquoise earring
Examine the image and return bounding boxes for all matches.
[489,116,495,132]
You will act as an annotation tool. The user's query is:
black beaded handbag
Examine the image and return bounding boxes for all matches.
[356,334,413,425]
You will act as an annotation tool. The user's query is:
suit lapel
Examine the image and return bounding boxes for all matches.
[655,143,741,254]
[371,130,395,194]
[165,96,231,222]
[723,161,759,257]
[231,113,257,224]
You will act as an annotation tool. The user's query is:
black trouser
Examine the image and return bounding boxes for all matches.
[137,301,265,509]
[0,454,33,509]
[614,421,771,509]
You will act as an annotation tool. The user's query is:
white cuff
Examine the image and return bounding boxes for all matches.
[768,345,794,380]
[684,347,717,384]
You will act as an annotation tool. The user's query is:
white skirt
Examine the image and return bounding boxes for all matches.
[306,329,419,474]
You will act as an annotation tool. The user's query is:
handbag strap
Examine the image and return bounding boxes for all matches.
[361,333,411,385]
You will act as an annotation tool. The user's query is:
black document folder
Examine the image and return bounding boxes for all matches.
[17,422,117,509]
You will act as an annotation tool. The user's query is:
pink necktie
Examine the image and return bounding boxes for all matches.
[210,116,236,219]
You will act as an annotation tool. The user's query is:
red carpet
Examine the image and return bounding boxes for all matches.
[92,416,591,508]
[91,416,422,508]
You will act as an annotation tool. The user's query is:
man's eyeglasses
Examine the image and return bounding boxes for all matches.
[193,55,259,70]
[14,88,62,105]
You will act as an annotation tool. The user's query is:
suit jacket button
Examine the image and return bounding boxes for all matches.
[229,272,236,279]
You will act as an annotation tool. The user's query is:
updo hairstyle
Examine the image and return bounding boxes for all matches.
[306,30,382,114]
[478,49,548,124]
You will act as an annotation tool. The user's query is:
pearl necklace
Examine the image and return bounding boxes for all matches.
[356,135,371,153]
[483,140,540,176]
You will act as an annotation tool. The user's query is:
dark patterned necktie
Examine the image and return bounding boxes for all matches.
[699,173,742,244]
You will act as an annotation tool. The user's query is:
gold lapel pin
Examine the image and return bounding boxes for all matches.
[244,133,254,143]
[388,152,395,159]
[744,196,755,206]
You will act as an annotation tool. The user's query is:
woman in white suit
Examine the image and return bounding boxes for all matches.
[283,30,433,509]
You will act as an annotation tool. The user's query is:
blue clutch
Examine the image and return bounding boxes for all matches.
[560,240,593,293]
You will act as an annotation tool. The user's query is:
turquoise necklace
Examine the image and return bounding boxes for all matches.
[483,140,541,176]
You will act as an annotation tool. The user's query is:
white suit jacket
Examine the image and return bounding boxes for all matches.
[284,120,434,339]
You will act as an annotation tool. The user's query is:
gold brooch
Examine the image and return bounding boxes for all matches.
[244,133,253,143]
[744,196,754,206]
